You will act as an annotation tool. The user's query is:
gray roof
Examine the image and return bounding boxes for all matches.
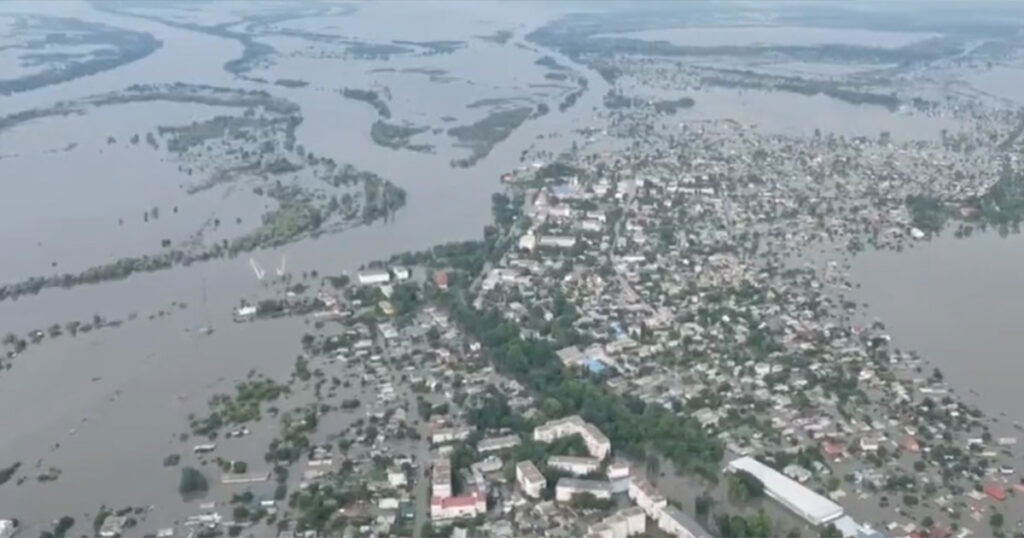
[660,506,711,538]
[557,477,611,493]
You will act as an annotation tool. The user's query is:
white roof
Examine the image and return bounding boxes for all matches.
[727,456,843,525]
[833,516,861,538]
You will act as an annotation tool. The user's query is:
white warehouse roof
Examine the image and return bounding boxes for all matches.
[727,456,843,526]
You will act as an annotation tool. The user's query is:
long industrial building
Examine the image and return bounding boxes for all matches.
[726,456,843,526]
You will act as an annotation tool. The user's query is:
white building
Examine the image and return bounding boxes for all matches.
[581,423,611,460]
[588,522,616,538]
[470,455,503,475]
[388,466,407,487]
[534,415,611,460]
[0,520,17,538]
[234,305,257,319]
[357,269,391,286]
[99,516,128,538]
[535,415,587,442]
[538,235,577,249]
[548,205,573,219]
[556,345,585,367]
[477,434,521,454]
[430,491,486,521]
[617,507,647,535]
[548,455,601,476]
[859,437,880,452]
[726,456,844,526]
[608,460,631,494]
[516,460,546,498]
[607,460,631,480]
[431,426,472,445]
[392,267,411,281]
[628,477,666,517]
[518,233,538,251]
[588,507,647,538]
[432,458,452,498]
[658,506,711,538]
[555,477,612,502]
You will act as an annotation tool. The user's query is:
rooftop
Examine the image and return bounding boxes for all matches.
[549,455,601,466]
[516,460,545,483]
[660,506,711,538]
[557,477,611,493]
[727,456,843,525]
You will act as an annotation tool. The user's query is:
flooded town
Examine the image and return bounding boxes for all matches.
[4,1,1024,538]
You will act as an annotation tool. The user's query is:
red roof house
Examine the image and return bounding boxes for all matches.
[985,483,1007,501]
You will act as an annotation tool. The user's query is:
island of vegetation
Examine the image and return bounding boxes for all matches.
[0,14,161,95]
[340,88,392,119]
[370,120,432,152]
[448,107,534,168]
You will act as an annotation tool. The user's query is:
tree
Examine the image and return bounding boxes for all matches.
[820,524,843,538]
[991,512,1004,528]
[179,466,209,496]
[728,470,764,501]
[569,492,613,511]
[93,506,111,534]
[53,516,75,538]
[695,493,714,518]
[232,505,250,521]
[746,511,772,538]
[646,453,661,478]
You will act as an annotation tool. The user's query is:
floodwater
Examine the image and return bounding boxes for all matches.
[966,63,1024,104]
[851,230,1024,430]
[0,0,607,532]
[617,77,957,140]
[849,229,1024,526]
[0,1,1005,532]
[598,25,939,48]
[0,102,264,282]
[677,88,955,140]
[743,61,897,77]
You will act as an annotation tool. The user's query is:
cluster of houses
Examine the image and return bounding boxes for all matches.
[478,126,1024,534]
[506,415,710,538]
[430,457,489,521]
[421,410,713,537]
